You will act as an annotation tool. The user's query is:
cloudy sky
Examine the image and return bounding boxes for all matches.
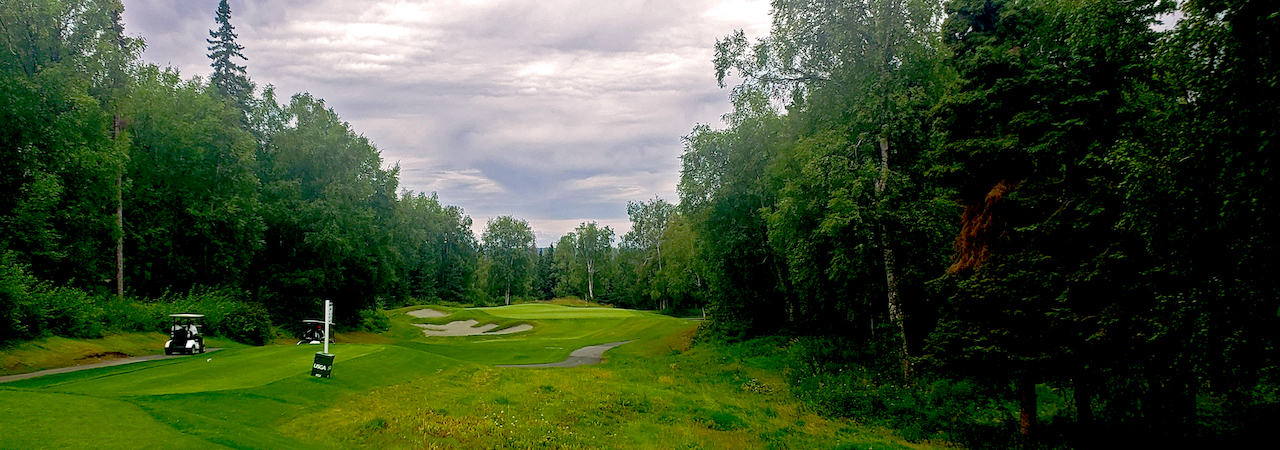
[120,0,772,246]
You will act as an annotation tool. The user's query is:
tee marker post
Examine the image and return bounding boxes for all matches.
[312,299,335,378]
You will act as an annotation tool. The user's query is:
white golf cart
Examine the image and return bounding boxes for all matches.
[296,318,332,345]
[164,313,206,355]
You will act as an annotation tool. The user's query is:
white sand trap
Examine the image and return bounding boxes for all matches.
[407,308,449,318]
[415,320,533,337]
[497,341,633,368]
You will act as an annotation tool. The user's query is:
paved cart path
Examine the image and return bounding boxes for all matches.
[496,341,633,368]
[0,349,223,384]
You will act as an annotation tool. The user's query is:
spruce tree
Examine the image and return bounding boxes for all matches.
[206,0,253,112]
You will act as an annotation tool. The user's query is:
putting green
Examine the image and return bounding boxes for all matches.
[476,303,640,319]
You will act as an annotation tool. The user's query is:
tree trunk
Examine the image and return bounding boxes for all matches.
[505,287,510,305]
[881,223,910,381]
[587,259,595,300]
[1018,376,1037,449]
[877,135,911,383]
[116,172,124,299]
[113,115,124,300]
[1075,377,1092,428]
[656,238,662,272]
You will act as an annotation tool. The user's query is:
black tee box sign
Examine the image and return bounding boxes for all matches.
[312,352,335,378]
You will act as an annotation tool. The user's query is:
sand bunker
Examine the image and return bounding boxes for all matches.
[407,307,531,336]
[406,308,449,318]
[414,320,533,337]
[497,341,632,368]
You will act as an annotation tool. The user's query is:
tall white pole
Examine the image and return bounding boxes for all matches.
[323,299,331,354]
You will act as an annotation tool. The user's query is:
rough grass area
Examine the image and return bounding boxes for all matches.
[0,305,947,449]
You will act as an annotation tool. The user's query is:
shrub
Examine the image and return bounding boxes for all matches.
[359,308,390,332]
[0,253,103,343]
[217,301,274,345]
[0,256,279,347]
[783,335,1017,448]
[29,286,102,339]
[0,253,34,344]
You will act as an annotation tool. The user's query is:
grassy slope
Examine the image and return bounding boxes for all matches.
[0,304,945,449]
[0,333,245,376]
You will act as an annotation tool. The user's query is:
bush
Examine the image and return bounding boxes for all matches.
[0,253,34,344]
[359,308,390,332]
[0,254,103,343]
[1,274,279,347]
[29,286,103,339]
[783,335,1017,448]
[128,288,276,345]
[217,301,274,345]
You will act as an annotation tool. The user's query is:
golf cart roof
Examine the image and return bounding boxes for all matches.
[169,313,205,319]
[301,319,328,324]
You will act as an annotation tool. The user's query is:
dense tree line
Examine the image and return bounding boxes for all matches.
[682,0,1277,446]
[510,205,708,315]
[0,0,479,333]
[0,0,697,336]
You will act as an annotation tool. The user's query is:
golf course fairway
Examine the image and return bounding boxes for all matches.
[0,304,940,449]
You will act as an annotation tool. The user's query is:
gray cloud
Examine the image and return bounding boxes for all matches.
[122,0,771,245]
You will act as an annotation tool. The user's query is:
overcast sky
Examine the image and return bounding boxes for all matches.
[120,0,771,246]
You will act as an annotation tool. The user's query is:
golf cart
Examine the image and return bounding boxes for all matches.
[296,318,333,345]
[164,313,206,355]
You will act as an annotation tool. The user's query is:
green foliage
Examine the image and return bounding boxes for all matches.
[0,0,489,347]
[390,192,478,305]
[0,252,102,343]
[573,221,615,301]
[216,301,273,345]
[685,0,1278,445]
[1,252,272,346]
[542,222,620,303]
[480,216,536,304]
[0,0,131,289]
[530,244,556,300]
[94,288,273,345]
[784,335,1017,447]
[358,308,390,333]
[123,64,263,295]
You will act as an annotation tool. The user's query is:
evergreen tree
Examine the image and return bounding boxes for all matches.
[532,244,556,300]
[206,0,253,113]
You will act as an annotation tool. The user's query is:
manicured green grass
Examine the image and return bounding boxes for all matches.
[478,303,640,319]
[0,305,947,449]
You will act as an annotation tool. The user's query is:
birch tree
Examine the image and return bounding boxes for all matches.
[572,222,613,301]
[481,216,535,305]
